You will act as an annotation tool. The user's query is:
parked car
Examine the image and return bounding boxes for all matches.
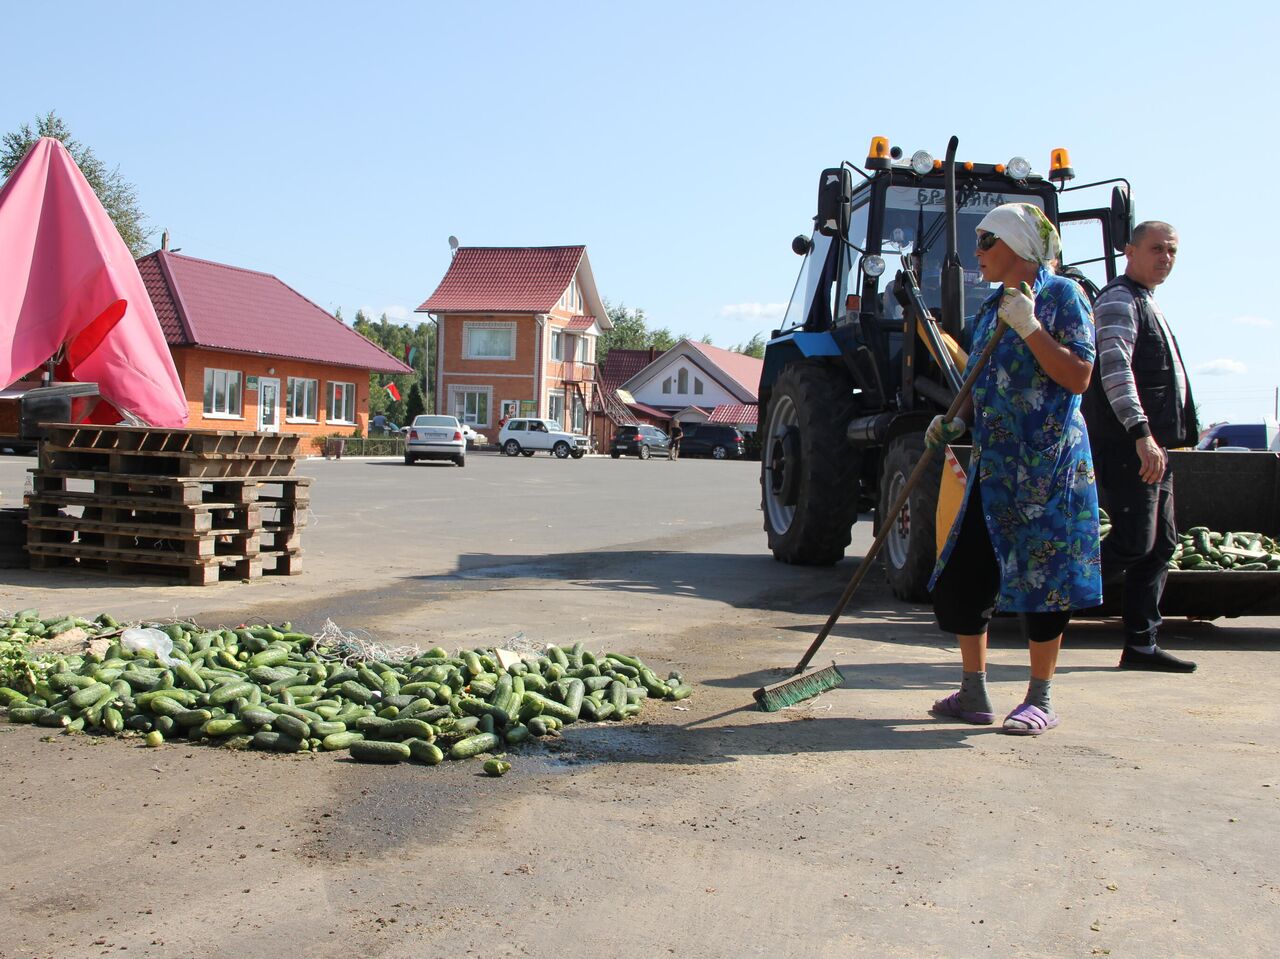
[498,418,588,459]
[610,424,671,460]
[404,414,466,467]
[678,424,746,459]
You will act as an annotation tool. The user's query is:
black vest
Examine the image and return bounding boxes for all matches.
[1084,276,1198,449]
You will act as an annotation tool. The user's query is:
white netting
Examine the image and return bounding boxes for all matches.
[310,618,423,665]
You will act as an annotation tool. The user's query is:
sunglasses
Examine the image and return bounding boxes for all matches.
[976,232,1000,252]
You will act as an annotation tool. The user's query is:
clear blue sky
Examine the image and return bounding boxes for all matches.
[4,0,1276,425]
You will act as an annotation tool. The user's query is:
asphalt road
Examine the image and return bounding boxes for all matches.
[1,450,1277,958]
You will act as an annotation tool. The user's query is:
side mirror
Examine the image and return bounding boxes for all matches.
[1110,185,1133,252]
[814,167,852,238]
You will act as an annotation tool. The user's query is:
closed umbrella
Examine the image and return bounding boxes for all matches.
[0,136,187,427]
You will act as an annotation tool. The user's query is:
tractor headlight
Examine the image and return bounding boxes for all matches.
[1006,156,1032,180]
[861,255,886,278]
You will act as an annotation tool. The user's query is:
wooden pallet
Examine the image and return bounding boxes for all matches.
[26,496,261,532]
[41,424,304,458]
[31,470,311,506]
[38,446,299,478]
[28,548,263,586]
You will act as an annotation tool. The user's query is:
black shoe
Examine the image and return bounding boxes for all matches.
[1118,646,1197,673]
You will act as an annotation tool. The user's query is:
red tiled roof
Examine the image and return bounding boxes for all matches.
[137,251,410,373]
[417,246,585,314]
[564,315,597,331]
[687,340,764,398]
[598,347,660,393]
[708,402,758,425]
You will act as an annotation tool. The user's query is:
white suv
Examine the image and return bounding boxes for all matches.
[498,418,588,459]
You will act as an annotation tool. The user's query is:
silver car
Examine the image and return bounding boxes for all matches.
[404,414,466,467]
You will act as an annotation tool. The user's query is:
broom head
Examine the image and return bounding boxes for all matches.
[753,662,844,712]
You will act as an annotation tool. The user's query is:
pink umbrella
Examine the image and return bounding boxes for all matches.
[0,137,187,427]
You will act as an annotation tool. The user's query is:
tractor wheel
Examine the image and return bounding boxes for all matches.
[760,361,860,565]
[877,431,943,603]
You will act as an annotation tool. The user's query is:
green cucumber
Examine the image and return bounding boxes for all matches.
[252,730,303,752]
[349,740,411,763]
[449,732,500,760]
[248,646,290,670]
[322,731,364,751]
[271,714,311,741]
[380,718,436,741]
[405,738,445,765]
[237,706,277,727]
[204,718,251,737]
[210,681,255,705]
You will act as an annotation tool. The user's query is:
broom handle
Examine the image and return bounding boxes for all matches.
[793,319,1007,675]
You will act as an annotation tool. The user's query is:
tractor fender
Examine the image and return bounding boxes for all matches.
[760,331,841,397]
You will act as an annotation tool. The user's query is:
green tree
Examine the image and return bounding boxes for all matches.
[352,309,436,418]
[732,332,766,358]
[404,382,426,423]
[1,111,151,256]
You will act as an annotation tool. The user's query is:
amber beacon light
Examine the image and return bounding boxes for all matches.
[1049,147,1075,182]
[866,136,892,170]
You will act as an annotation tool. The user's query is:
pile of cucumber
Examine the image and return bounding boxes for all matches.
[1170,528,1280,571]
[0,611,691,767]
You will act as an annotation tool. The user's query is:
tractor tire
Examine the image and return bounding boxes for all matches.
[760,361,860,565]
[877,431,943,603]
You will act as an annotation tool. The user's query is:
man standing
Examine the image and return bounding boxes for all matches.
[668,420,683,461]
[1085,221,1199,672]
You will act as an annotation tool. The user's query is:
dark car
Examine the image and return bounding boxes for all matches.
[679,424,745,459]
[610,424,671,460]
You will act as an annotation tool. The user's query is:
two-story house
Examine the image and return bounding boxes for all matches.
[415,245,612,442]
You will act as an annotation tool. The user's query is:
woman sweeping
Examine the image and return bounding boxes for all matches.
[926,202,1101,735]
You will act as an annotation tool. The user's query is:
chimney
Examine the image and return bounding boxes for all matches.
[649,346,657,361]
[161,230,170,251]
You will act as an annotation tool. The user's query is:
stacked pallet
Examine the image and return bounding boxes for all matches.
[25,425,310,585]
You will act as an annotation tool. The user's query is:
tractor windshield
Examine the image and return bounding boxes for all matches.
[878,185,1047,325]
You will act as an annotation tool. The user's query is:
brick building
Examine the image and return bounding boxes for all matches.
[137,250,410,452]
[416,245,612,443]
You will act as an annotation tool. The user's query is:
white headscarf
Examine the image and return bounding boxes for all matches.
[976,202,1061,265]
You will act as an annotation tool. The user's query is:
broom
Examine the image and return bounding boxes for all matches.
[754,319,1008,711]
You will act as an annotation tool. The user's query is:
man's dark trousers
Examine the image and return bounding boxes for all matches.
[1096,441,1177,644]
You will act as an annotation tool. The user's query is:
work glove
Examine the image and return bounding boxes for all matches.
[925,414,967,452]
[998,281,1041,340]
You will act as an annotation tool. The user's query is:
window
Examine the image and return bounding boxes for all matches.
[287,377,318,421]
[463,321,516,360]
[576,337,589,362]
[327,381,356,423]
[548,390,565,424]
[694,377,704,395]
[508,420,526,432]
[572,395,585,432]
[449,385,491,426]
[662,377,672,394]
[552,330,563,361]
[678,369,689,393]
[202,368,242,418]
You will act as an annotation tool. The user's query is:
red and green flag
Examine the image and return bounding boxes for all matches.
[403,345,417,365]
[385,382,402,402]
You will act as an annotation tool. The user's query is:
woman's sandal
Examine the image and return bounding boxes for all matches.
[929,691,995,725]
[1001,702,1060,736]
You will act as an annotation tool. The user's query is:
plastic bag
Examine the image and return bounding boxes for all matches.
[120,626,178,666]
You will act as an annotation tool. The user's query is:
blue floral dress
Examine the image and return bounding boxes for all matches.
[930,266,1102,612]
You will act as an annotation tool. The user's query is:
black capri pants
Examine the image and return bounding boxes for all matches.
[931,481,1071,642]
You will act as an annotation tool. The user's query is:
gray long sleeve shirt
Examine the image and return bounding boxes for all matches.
[1093,279,1187,439]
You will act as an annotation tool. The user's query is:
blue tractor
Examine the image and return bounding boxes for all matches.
[758,136,1132,601]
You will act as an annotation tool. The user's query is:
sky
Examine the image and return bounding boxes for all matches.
[3,0,1277,426]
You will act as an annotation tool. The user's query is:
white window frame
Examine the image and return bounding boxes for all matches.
[203,368,243,419]
[551,330,563,361]
[327,381,357,424]
[571,394,585,432]
[662,377,672,394]
[678,368,689,393]
[449,384,492,426]
[286,376,319,422]
[694,377,704,395]
[576,337,589,362]
[547,389,565,424]
[463,321,516,360]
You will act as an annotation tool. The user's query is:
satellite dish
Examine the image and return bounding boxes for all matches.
[447,235,459,251]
